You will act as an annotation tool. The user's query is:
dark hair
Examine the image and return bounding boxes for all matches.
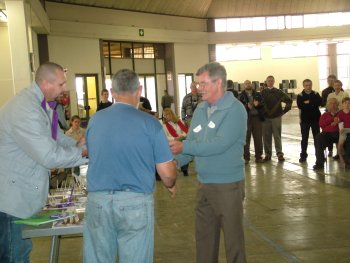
[227,80,234,89]
[327,75,337,80]
[70,115,81,126]
[101,88,109,95]
[342,97,350,103]
[303,79,312,85]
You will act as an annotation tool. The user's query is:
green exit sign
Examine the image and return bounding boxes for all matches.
[139,29,144,36]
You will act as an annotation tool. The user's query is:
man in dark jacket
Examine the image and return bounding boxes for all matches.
[297,79,322,162]
[321,74,337,107]
[261,75,292,162]
[238,80,265,163]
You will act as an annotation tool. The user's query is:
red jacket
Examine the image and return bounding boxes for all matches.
[319,112,339,133]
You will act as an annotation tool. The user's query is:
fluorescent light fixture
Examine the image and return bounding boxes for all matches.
[260,41,281,46]
[331,37,350,43]
[0,9,7,22]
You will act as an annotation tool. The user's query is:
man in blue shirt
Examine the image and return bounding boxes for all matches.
[84,69,176,263]
[170,62,247,263]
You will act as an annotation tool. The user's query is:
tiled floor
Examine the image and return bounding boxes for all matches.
[30,108,350,262]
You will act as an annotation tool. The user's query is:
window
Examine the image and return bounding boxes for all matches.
[266,16,285,30]
[252,17,266,31]
[215,19,227,32]
[132,43,143,58]
[144,45,155,58]
[304,14,317,28]
[227,18,240,32]
[337,42,350,54]
[272,43,326,58]
[285,15,303,29]
[240,18,253,31]
[214,11,350,33]
[103,41,163,59]
[216,45,261,61]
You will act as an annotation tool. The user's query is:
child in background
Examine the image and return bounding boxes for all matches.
[65,115,85,142]
[65,115,86,175]
[337,97,350,164]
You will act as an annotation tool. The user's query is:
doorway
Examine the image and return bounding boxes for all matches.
[139,75,157,112]
[75,74,99,126]
[177,73,194,114]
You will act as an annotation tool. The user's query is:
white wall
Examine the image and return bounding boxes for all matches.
[48,36,102,116]
[221,46,320,94]
[174,43,209,111]
[0,24,14,106]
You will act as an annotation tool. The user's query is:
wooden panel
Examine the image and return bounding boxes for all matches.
[46,0,350,18]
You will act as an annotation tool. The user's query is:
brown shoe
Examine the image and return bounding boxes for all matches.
[277,153,285,162]
[255,158,265,163]
[263,156,271,162]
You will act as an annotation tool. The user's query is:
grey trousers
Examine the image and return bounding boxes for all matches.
[263,116,283,157]
[244,115,263,160]
[195,181,246,263]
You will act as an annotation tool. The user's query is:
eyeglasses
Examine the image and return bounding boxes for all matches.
[198,79,218,87]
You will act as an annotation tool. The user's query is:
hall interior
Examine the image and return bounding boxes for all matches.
[30,108,350,263]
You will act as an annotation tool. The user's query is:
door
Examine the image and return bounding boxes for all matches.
[75,74,99,126]
[139,75,157,112]
[177,73,194,114]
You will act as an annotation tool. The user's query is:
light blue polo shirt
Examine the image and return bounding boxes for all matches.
[86,103,173,193]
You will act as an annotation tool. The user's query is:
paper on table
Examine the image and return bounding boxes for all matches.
[14,211,71,226]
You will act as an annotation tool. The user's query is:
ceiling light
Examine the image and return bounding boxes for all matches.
[0,9,7,22]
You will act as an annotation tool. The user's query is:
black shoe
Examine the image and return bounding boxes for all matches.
[328,151,333,157]
[333,155,340,160]
[313,164,324,170]
[264,156,271,162]
[299,158,307,163]
[183,171,189,176]
[244,159,250,164]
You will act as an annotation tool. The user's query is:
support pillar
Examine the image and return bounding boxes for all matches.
[6,0,32,93]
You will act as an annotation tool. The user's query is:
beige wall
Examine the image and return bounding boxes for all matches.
[222,46,320,94]
[48,35,102,116]
[174,43,209,112]
[0,24,14,106]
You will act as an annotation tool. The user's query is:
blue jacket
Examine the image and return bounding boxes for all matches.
[0,82,87,218]
[176,91,247,184]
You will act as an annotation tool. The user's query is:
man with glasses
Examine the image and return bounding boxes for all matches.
[170,62,247,263]
[181,81,201,126]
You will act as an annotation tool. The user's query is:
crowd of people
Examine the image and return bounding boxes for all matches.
[1,59,350,263]
[180,74,350,170]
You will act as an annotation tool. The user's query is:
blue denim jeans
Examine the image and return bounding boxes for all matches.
[0,211,32,263]
[83,191,154,263]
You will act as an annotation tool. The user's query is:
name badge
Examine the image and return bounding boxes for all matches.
[208,121,215,128]
[193,125,202,133]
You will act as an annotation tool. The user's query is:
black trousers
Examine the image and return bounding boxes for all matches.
[300,121,320,158]
[314,132,339,165]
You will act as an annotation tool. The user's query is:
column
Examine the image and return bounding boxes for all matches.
[6,0,32,93]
